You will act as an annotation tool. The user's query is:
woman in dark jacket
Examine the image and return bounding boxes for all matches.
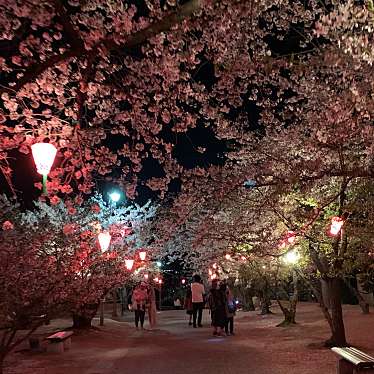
[208,280,227,336]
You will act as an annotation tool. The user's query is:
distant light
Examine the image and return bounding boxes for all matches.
[144,274,149,279]
[125,259,134,270]
[109,191,121,202]
[181,279,186,284]
[212,263,217,269]
[225,254,231,260]
[156,261,162,267]
[241,256,247,261]
[154,277,159,282]
[158,279,162,284]
[235,300,239,304]
[208,269,213,276]
[262,265,266,269]
[139,251,147,261]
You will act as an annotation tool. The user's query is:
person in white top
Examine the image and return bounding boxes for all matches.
[191,274,205,327]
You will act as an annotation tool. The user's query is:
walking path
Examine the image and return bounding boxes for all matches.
[7,303,374,374]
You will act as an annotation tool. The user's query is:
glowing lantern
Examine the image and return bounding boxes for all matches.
[330,216,344,236]
[98,231,111,252]
[158,279,162,284]
[144,273,149,280]
[284,250,300,265]
[181,279,186,285]
[225,254,231,260]
[139,251,147,261]
[31,142,57,194]
[125,259,134,270]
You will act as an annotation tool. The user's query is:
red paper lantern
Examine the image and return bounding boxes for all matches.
[125,259,134,270]
[98,232,111,252]
[31,143,57,175]
[330,216,344,236]
[139,251,147,261]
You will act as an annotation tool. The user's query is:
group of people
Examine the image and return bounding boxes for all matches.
[130,282,157,330]
[184,274,236,336]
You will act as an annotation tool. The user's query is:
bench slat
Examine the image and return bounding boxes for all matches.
[332,347,374,369]
[46,331,73,341]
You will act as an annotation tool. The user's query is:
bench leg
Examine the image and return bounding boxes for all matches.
[338,359,354,374]
[47,341,64,353]
[63,337,72,350]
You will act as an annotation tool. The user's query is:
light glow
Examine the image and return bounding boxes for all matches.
[225,254,231,260]
[98,231,111,252]
[139,251,147,261]
[284,250,300,265]
[31,143,57,175]
[144,273,149,279]
[181,279,186,284]
[109,191,121,202]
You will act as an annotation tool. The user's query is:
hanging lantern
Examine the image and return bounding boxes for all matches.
[31,143,57,194]
[125,259,134,271]
[181,279,186,285]
[98,231,111,252]
[286,231,296,244]
[139,251,147,261]
[330,216,344,236]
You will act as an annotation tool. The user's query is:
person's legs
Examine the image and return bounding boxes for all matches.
[197,303,203,327]
[140,310,145,328]
[192,303,198,327]
[230,317,234,334]
[135,310,140,328]
[225,319,229,334]
[188,313,192,325]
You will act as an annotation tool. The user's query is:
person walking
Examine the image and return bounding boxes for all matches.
[132,282,149,329]
[221,283,236,335]
[184,288,193,325]
[191,274,205,328]
[208,279,227,337]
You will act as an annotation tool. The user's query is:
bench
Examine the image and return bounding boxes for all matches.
[46,331,73,353]
[332,347,374,374]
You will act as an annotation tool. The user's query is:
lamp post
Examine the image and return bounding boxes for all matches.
[31,142,57,194]
[98,231,111,326]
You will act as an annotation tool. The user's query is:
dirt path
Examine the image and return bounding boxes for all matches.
[6,303,374,374]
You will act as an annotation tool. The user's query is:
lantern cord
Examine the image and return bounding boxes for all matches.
[42,174,48,195]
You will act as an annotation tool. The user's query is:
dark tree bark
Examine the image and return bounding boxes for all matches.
[72,314,93,329]
[324,277,347,347]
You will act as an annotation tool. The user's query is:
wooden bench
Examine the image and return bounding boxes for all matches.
[332,347,374,374]
[46,331,73,353]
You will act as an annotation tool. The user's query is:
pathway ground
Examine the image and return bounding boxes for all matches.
[5,302,374,374]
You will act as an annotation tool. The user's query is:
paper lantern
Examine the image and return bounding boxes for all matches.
[125,259,134,270]
[31,143,57,175]
[98,231,111,252]
[330,216,344,236]
[139,251,147,261]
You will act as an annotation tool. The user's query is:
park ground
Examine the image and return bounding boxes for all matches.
[5,302,374,374]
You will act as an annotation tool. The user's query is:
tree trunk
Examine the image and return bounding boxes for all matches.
[112,289,118,318]
[344,279,370,314]
[277,270,298,326]
[324,277,347,347]
[72,314,92,329]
